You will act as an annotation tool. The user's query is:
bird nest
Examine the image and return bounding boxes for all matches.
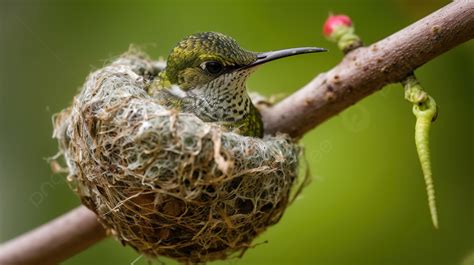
[52,51,307,264]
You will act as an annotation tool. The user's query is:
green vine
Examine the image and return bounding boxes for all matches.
[402,74,439,229]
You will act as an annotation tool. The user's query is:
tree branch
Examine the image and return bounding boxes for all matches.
[262,0,474,137]
[0,1,472,264]
[0,206,105,265]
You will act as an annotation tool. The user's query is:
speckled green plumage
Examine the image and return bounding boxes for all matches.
[149,32,264,137]
[219,104,263,137]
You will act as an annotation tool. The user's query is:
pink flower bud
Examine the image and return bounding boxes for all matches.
[323,14,352,37]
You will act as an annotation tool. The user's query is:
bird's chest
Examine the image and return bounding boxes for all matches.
[229,107,264,137]
[191,89,248,122]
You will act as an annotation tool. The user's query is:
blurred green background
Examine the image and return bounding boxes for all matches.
[0,0,472,264]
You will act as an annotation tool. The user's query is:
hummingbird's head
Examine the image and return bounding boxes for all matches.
[162,32,256,90]
[158,32,326,130]
[162,32,326,91]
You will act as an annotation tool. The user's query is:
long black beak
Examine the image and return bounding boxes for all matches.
[243,47,327,69]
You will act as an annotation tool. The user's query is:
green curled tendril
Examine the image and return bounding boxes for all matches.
[413,96,438,228]
[403,75,439,229]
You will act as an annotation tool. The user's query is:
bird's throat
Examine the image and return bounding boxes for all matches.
[189,72,252,123]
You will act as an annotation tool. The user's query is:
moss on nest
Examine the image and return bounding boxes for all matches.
[53,51,306,264]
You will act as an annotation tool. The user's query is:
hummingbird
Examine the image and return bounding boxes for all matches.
[149,32,326,137]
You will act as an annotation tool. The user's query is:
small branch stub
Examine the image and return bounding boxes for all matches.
[323,14,363,53]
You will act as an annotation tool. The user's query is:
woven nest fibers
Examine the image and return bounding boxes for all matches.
[53,51,307,264]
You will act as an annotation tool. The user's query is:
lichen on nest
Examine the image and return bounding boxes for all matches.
[53,50,307,264]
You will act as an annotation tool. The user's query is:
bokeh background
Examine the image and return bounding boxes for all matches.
[0,0,472,264]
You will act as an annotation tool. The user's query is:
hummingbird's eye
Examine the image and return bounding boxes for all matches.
[202,61,224,75]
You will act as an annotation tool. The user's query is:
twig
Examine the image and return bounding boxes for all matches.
[0,1,472,264]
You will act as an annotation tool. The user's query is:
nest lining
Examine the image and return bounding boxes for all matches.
[53,51,306,264]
